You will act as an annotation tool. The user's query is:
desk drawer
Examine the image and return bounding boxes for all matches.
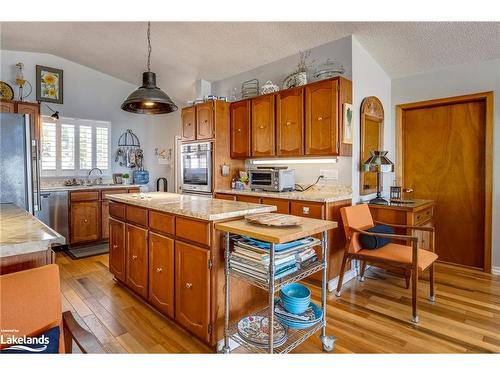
[261,198,290,214]
[102,189,127,200]
[176,217,210,246]
[109,201,126,220]
[149,210,175,236]
[414,206,433,225]
[70,191,99,201]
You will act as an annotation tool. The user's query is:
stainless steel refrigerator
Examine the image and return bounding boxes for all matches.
[0,113,41,214]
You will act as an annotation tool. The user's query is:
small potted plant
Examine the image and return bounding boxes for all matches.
[122,173,130,185]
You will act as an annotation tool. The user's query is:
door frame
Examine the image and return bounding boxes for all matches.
[395,91,494,273]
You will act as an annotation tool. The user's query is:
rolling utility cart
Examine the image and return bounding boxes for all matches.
[214,217,337,354]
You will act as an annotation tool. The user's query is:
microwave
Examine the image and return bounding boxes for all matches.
[248,168,295,192]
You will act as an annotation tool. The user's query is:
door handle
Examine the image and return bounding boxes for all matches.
[185,282,192,289]
[132,255,138,260]
[156,267,163,273]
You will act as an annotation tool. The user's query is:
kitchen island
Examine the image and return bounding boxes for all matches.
[105,192,276,349]
[0,203,65,275]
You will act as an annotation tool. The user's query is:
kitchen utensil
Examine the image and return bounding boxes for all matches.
[156,177,168,192]
[280,283,311,314]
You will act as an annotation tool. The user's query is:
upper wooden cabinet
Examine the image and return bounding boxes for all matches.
[196,102,214,140]
[0,101,15,113]
[175,241,211,343]
[305,79,339,156]
[230,100,251,159]
[181,106,196,141]
[16,102,41,142]
[251,95,275,157]
[276,87,304,156]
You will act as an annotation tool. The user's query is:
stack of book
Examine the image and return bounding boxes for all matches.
[229,236,319,282]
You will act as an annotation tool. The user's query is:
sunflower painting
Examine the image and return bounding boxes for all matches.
[36,65,63,104]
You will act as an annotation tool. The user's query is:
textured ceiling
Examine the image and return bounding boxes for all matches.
[1,22,499,101]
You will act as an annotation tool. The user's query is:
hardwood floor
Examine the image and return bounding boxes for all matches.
[56,252,500,353]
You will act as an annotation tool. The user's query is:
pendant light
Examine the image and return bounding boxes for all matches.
[121,22,178,115]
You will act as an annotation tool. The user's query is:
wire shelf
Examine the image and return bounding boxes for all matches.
[226,306,324,354]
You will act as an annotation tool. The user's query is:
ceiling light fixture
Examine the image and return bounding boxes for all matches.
[121,22,178,115]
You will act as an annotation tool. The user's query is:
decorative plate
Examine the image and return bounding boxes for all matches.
[237,315,287,346]
[0,81,14,100]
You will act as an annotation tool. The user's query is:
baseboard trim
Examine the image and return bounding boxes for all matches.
[327,265,360,292]
[492,266,500,275]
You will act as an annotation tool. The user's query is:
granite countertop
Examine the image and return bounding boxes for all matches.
[0,203,66,258]
[106,192,276,221]
[215,187,353,203]
[41,184,142,192]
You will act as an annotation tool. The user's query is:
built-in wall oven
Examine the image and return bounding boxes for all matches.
[180,142,212,195]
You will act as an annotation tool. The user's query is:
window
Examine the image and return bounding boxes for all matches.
[41,116,111,177]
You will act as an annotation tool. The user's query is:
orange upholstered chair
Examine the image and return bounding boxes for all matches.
[0,264,104,353]
[336,204,438,323]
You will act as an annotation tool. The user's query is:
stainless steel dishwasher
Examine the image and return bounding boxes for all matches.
[36,190,68,246]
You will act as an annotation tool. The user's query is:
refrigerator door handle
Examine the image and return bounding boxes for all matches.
[32,138,42,212]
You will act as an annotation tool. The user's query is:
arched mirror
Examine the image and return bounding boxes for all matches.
[360,96,384,196]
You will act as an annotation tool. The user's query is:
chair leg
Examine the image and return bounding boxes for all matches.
[335,255,348,297]
[405,271,411,289]
[411,267,419,323]
[359,261,366,282]
[429,264,436,302]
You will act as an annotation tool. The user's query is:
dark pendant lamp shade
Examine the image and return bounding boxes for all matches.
[121,72,178,115]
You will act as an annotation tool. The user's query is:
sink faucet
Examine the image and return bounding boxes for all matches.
[88,168,103,185]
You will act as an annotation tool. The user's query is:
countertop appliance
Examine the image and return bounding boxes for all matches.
[156,177,168,192]
[36,190,68,247]
[0,113,40,214]
[180,141,213,195]
[248,167,295,192]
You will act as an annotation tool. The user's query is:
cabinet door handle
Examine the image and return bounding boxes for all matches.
[156,267,163,273]
[83,219,88,223]
[132,255,138,260]
[317,116,323,121]
[185,282,192,289]
[113,244,118,249]
[286,121,292,126]
[237,128,242,132]
[259,125,264,129]
[302,207,310,214]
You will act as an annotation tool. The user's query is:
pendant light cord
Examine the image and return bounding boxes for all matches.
[147,21,152,72]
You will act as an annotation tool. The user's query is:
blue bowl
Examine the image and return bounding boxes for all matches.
[280,283,311,301]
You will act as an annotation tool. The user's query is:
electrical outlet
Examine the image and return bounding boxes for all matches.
[320,169,339,181]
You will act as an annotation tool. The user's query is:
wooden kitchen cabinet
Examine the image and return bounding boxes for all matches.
[149,232,175,318]
[230,100,251,159]
[101,201,110,239]
[126,223,149,298]
[70,200,100,244]
[175,240,211,342]
[276,87,304,156]
[261,197,290,214]
[251,95,275,157]
[0,101,15,113]
[305,79,339,156]
[181,106,196,141]
[196,102,214,140]
[290,201,325,219]
[17,102,41,142]
[236,195,261,204]
[109,218,126,282]
[214,193,235,201]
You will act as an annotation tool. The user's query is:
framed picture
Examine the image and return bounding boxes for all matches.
[36,65,63,104]
[343,103,353,144]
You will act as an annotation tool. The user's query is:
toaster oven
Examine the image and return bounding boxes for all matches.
[248,168,295,192]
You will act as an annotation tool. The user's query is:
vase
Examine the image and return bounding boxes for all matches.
[296,71,307,86]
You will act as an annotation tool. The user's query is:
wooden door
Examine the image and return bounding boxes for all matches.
[181,107,196,141]
[17,102,40,142]
[251,95,275,156]
[149,232,174,318]
[230,100,251,158]
[0,101,15,113]
[101,201,110,239]
[277,87,304,156]
[70,201,100,244]
[305,79,339,155]
[196,102,214,140]
[398,94,491,270]
[126,224,149,298]
[109,218,126,282]
[175,241,211,342]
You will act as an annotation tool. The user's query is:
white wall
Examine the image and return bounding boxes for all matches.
[391,58,500,269]
[351,36,393,204]
[0,50,180,191]
[211,36,353,186]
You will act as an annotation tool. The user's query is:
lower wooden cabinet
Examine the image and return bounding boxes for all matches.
[101,201,110,240]
[109,218,126,282]
[261,197,290,214]
[126,224,149,298]
[175,240,211,343]
[70,201,100,244]
[235,195,261,204]
[149,232,175,319]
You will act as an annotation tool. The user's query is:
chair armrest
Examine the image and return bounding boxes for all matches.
[62,311,106,353]
[374,220,435,232]
[350,227,418,243]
